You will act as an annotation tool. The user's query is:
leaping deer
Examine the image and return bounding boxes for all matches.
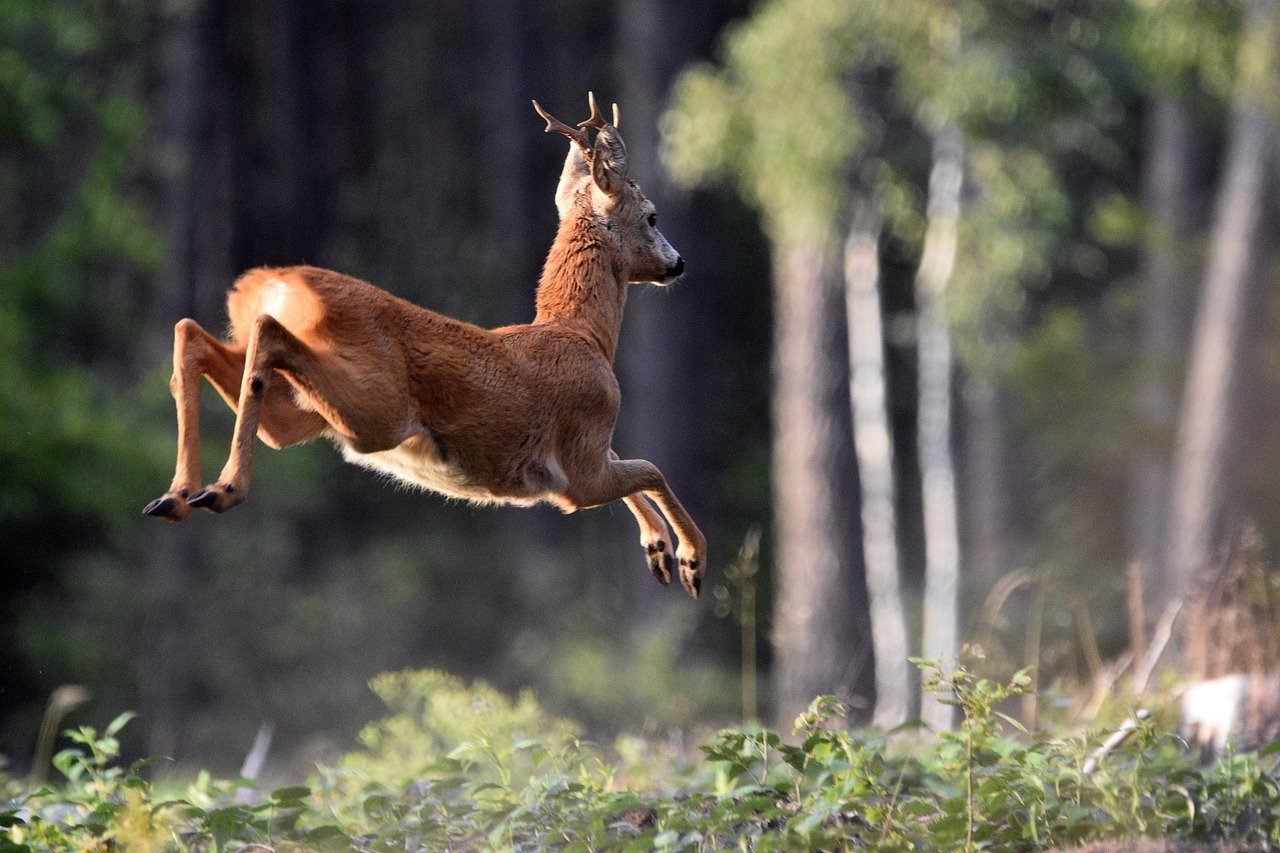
[143,93,707,597]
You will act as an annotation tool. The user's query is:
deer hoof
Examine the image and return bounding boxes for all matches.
[679,557,702,599]
[646,541,673,585]
[188,484,240,513]
[143,495,190,521]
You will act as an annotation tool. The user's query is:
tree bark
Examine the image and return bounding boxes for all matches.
[1131,95,1198,622]
[960,370,1013,594]
[613,0,705,617]
[1164,0,1275,619]
[843,201,911,727]
[773,238,870,726]
[917,124,964,732]
[139,0,207,762]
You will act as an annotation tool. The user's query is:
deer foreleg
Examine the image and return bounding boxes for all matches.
[572,457,707,598]
[611,451,676,585]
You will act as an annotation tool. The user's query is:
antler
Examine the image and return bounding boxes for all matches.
[577,91,618,131]
[532,99,592,151]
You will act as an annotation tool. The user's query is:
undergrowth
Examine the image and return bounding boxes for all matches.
[4,663,1280,851]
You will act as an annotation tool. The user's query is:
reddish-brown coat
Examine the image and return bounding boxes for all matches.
[144,95,706,597]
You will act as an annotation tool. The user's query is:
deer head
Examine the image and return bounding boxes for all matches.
[532,92,684,285]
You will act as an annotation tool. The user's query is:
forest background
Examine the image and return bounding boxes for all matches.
[3,0,1277,780]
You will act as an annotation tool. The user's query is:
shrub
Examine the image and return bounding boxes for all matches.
[6,664,1280,850]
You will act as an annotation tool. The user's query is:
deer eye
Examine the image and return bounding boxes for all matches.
[647,213,657,227]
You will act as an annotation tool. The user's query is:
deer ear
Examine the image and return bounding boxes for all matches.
[554,142,590,220]
[590,126,628,196]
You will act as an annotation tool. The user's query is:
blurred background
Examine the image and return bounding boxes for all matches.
[4,0,1280,777]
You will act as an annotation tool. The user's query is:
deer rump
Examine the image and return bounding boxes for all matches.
[145,93,706,598]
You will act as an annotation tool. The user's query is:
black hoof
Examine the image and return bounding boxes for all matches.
[660,552,675,582]
[143,497,175,518]
[646,541,673,585]
[187,488,218,509]
[679,558,702,599]
[648,557,672,585]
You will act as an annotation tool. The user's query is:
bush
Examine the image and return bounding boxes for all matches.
[6,664,1280,850]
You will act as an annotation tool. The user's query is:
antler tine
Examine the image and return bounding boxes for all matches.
[612,102,620,130]
[577,91,609,130]
[532,99,591,150]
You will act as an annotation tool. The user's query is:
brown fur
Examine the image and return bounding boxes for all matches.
[144,95,706,597]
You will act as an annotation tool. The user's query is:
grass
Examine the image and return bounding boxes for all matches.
[4,663,1280,851]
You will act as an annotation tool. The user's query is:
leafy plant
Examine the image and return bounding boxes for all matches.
[7,665,1280,850]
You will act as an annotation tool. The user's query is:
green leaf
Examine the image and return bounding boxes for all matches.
[51,748,82,781]
[104,710,137,737]
[269,785,311,803]
[128,755,171,776]
[304,825,351,847]
[994,711,1029,734]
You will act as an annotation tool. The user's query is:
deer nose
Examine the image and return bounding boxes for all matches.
[667,257,684,278]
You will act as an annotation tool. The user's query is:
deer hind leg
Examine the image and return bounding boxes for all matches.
[187,310,412,513]
[144,318,325,520]
[571,456,707,598]
[186,313,335,513]
[610,451,675,585]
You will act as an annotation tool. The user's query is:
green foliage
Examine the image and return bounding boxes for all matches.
[664,0,866,243]
[9,667,1280,850]
[509,608,738,733]
[0,0,165,549]
[665,0,1127,372]
[342,669,580,788]
[1113,0,1241,97]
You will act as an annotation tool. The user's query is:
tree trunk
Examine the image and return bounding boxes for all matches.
[138,0,207,762]
[960,370,1013,594]
[613,0,704,617]
[1131,95,1198,622]
[773,238,870,726]
[917,124,964,732]
[1164,0,1275,622]
[843,201,911,727]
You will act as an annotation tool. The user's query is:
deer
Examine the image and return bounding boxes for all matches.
[142,93,707,597]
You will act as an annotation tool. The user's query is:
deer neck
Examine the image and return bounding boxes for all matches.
[533,213,627,363]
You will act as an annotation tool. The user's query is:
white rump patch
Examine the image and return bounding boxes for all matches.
[260,279,289,318]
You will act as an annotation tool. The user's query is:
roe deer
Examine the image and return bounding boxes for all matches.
[143,93,707,597]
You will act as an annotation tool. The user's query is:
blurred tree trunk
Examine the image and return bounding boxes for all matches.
[843,201,911,726]
[1164,0,1276,626]
[773,239,871,726]
[138,0,207,762]
[960,371,1013,594]
[1131,95,1198,624]
[479,0,571,616]
[481,0,533,316]
[614,0,703,615]
[918,124,964,732]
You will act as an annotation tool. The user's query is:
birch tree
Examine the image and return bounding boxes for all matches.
[668,0,1080,726]
[844,201,912,726]
[1131,95,1199,622]
[916,125,965,731]
[1164,0,1277,616]
[666,0,876,724]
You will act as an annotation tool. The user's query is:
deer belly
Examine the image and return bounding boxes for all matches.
[338,435,548,506]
